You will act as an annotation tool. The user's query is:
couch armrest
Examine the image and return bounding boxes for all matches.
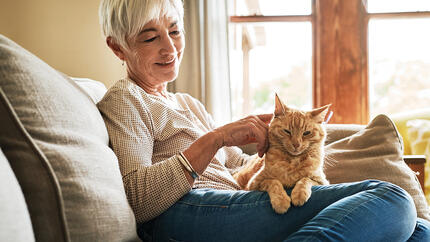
[404,155,426,192]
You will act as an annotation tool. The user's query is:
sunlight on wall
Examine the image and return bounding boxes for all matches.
[0,0,125,88]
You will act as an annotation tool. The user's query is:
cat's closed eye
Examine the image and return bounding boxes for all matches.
[283,129,291,135]
[303,131,311,136]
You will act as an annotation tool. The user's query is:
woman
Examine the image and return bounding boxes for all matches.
[97,0,429,241]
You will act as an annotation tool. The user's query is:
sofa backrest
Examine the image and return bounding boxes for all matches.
[71,76,108,104]
[0,34,140,241]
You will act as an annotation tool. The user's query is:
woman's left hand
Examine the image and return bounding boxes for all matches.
[182,113,272,185]
[213,114,273,157]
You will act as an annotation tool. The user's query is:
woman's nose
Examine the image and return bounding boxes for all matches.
[159,34,176,56]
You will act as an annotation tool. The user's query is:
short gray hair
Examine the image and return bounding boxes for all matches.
[99,0,184,49]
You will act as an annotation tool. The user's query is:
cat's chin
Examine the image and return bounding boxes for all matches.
[286,150,303,156]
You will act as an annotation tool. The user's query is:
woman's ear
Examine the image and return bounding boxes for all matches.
[106,37,125,61]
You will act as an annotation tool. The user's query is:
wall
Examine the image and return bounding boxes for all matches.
[0,0,124,88]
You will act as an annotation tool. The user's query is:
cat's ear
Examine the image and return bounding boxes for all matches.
[274,93,287,116]
[310,104,331,123]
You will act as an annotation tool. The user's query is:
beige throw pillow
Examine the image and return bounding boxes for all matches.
[324,114,430,221]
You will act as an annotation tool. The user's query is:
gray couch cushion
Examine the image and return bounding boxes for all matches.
[0,34,139,241]
[0,148,35,242]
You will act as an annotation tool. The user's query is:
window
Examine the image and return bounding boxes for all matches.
[367,0,430,13]
[367,1,430,118]
[228,0,430,124]
[228,0,312,121]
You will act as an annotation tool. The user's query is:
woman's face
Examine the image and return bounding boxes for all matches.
[125,15,184,88]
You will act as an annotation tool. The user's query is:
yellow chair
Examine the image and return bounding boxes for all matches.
[391,108,430,155]
[391,108,430,204]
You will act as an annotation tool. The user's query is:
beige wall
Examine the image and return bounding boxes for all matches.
[0,0,124,88]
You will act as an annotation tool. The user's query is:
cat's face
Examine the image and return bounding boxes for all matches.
[269,94,330,156]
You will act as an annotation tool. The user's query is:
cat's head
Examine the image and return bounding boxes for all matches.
[269,94,331,156]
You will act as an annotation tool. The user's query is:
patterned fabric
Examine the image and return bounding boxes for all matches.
[97,78,250,223]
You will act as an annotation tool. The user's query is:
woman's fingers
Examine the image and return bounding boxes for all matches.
[231,115,268,157]
[247,115,271,157]
[253,115,271,156]
[247,119,267,156]
[214,113,272,155]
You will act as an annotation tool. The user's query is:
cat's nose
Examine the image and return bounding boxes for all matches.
[293,143,300,149]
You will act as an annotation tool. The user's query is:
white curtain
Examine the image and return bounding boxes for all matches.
[170,0,232,125]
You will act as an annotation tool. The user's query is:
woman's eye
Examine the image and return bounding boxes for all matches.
[283,129,291,135]
[303,131,311,136]
[144,37,157,43]
[170,30,180,36]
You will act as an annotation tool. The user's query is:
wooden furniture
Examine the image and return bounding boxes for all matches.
[404,155,426,192]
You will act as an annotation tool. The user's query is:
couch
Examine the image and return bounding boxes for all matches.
[1,34,429,241]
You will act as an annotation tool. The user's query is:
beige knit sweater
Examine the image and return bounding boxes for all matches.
[97,78,251,223]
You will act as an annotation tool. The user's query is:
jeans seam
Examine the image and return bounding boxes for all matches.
[177,201,229,208]
[177,199,271,207]
[300,185,392,241]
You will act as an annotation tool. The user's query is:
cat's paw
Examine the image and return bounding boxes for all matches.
[270,193,291,214]
[291,187,311,207]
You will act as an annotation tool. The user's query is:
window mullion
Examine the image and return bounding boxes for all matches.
[314,0,368,124]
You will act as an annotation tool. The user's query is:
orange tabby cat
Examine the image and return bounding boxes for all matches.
[234,94,330,214]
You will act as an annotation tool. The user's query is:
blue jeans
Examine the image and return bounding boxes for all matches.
[139,180,430,241]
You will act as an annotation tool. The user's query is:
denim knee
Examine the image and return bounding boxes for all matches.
[366,180,417,230]
[368,180,416,209]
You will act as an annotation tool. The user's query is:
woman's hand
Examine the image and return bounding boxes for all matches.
[213,114,273,157]
[182,113,272,185]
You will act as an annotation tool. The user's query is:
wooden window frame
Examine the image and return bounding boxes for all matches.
[229,0,430,124]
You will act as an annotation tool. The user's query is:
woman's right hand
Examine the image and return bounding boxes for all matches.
[213,114,273,157]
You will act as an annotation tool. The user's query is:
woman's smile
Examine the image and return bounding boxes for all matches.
[155,58,176,68]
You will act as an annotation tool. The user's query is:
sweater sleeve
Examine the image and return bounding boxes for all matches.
[181,93,253,171]
[97,87,191,223]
